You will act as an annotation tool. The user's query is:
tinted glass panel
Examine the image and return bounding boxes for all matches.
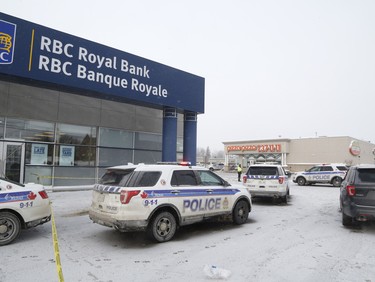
[337,166,348,171]
[99,148,133,167]
[248,167,278,176]
[136,171,161,187]
[57,123,96,145]
[0,117,4,139]
[134,150,161,164]
[134,132,162,150]
[321,166,333,171]
[99,128,133,148]
[198,171,223,186]
[99,169,135,185]
[171,170,197,186]
[55,145,96,166]
[6,118,55,142]
[357,169,375,183]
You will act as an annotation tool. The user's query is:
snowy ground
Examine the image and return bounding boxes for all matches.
[1,172,375,282]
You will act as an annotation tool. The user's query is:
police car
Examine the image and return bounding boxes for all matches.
[292,164,348,187]
[89,163,252,242]
[243,164,290,203]
[0,177,51,246]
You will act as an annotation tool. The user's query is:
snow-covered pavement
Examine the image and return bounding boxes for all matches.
[1,172,375,282]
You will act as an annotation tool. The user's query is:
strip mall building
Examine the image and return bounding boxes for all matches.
[0,13,204,186]
[223,136,375,172]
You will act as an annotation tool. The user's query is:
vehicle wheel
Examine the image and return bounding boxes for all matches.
[342,211,353,227]
[332,177,342,187]
[148,211,177,243]
[0,212,21,246]
[297,177,306,186]
[282,195,288,204]
[232,200,249,225]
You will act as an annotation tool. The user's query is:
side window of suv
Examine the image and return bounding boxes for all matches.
[127,171,161,187]
[337,166,348,171]
[197,171,224,186]
[171,170,198,186]
[321,166,333,172]
[309,166,320,172]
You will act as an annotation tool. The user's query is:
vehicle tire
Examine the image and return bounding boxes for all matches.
[297,177,306,186]
[232,200,249,225]
[282,194,288,204]
[148,211,177,243]
[332,177,342,187]
[0,212,21,246]
[342,211,353,227]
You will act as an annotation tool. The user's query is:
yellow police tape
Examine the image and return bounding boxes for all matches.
[51,205,65,282]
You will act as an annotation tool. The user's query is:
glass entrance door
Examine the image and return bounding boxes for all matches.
[1,143,25,183]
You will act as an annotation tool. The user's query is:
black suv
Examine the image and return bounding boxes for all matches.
[340,164,375,226]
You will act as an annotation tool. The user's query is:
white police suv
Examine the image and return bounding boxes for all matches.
[243,164,290,203]
[89,163,252,242]
[0,177,51,246]
[292,163,348,187]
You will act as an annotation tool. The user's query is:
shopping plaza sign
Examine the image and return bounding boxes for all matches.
[227,144,282,153]
[0,13,204,113]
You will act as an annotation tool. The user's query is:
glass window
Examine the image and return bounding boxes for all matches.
[55,145,96,166]
[54,167,96,186]
[171,170,197,186]
[247,166,278,176]
[98,148,133,167]
[0,117,4,139]
[308,166,320,172]
[6,118,55,142]
[337,166,348,171]
[99,127,134,148]
[99,169,135,186]
[198,171,224,186]
[25,143,54,165]
[134,150,161,164]
[57,123,96,145]
[357,169,375,183]
[127,171,161,187]
[24,166,53,186]
[322,166,333,172]
[134,132,162,150]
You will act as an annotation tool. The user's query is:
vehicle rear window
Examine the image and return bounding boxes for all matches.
[357,169,375,183]
[247,167,278,176]
[99,169,135,186]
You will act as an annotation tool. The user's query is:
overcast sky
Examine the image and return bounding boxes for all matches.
[3,0,375,151]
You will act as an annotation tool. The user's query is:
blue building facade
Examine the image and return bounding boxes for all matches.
[0,13,204,185]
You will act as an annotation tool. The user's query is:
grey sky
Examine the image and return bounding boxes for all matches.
[2,0,375,151]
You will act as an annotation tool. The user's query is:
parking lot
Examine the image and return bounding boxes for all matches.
[1,172,375,282]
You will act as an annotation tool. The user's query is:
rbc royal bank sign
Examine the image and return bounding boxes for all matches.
[0,13,205,113]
